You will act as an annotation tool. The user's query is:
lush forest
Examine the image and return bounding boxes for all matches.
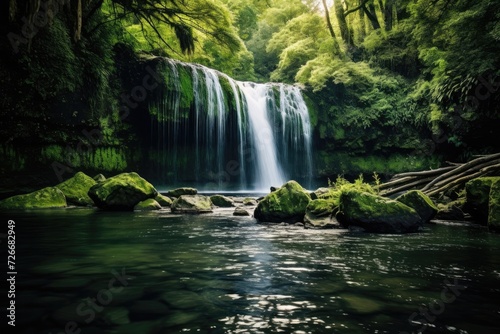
[1,0,499,189]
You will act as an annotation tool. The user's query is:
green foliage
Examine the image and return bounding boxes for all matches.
[321,175,375,207]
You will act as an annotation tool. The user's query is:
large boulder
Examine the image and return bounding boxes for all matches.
[88,172,157,210]
[210,195,235,207]
[396,190,438,223]
[167,187,197,198]
[56,171,96,206]
[0,187,66,210]
[254,180,311,223]
[338,190,422,233]
[304,199,340,229]
[171,195,213,213]
[488,180,500,232]
[464,177,500,224]
[134,199,162,211]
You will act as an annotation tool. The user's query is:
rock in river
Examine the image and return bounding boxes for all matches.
[304,199,340,228]
[0,187,67,210]
[396,190,438,223]
[254,180,311,223]
[167,187,197,197]
[171,195,213,213]
[210,195,235,207]
[338,190,422,233]
[88,172,157,210]
[56,171,96,206]
[134,199,162,211]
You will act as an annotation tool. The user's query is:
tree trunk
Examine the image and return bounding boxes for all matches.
[384,0,394,31]
[358,0,366,39]
[334,0,353,46]
[363,3,381,30]
[321,0,341,54]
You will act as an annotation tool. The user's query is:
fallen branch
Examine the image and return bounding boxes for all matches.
[378,153,500,198]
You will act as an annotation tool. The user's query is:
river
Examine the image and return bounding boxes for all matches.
[3,208,500,333]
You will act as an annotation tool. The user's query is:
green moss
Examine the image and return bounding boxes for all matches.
[254,180,311,223]
[171,195,213,213]
[396,190,438,223]
[316,152,440,177]
[306,199,337,216]
[465,177,500,224]
[56,171,96,206]
[210,195,235,207]
[155,194,173,207]
[0,187,67,210]
[338,190,422,233]
[88,172,158,210]
[318,176,375,206]
[134,199,162,211]
[177,65,194,110]
[167,187,198,197]
[488,180,500,232]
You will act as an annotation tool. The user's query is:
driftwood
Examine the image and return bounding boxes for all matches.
[378,153,500,197]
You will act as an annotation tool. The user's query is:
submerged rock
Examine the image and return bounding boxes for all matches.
[134,199,162,211]
[167,187,197,197]
[254,180,311,223]
[338,190,422,233]
[56,171,96,206]
[210,195,235,207]
[304,199,340,228]
[233,207,250,216]
[0,187,67,210]
[88,172,157,210]
[464,177,500,224]
[171,195,213,213]
[155,194,173,207]
[396,190,438,223]
[488,180,500,232]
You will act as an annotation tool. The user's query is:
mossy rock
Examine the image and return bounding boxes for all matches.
[233,207,250,216]
[338,190,422,233]
[313,187,331,200]
[134,199,162,211]
[88,172,158,211]
[156,194,173,207]
[435,199,466,220]
[243,198,258,206]
[464,177,500,224]
[210,195,235,207]
[171,195,213,213]
[56,171,96,206]
[488,180,500,232]
[0,187,66,210]
[396,190,438,224]
[304,199,340,229]
[254,180,311,223]
[167,187,197,197]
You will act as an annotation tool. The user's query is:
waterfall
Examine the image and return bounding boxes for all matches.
[150,59,313,191]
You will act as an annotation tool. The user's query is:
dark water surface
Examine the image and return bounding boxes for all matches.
[3,208,500,333]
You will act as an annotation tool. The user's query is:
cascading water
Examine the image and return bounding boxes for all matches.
[149,59,313,191]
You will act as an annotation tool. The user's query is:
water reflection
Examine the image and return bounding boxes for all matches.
[4,209,500,333]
